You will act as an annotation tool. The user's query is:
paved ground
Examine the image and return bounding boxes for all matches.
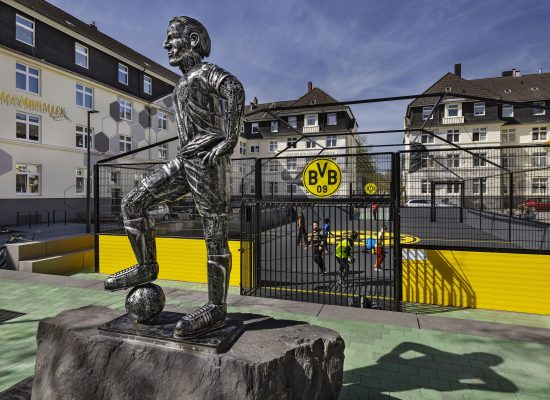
[1,270,549,399]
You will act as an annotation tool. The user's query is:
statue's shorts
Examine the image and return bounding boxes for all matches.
[141,154,231,218]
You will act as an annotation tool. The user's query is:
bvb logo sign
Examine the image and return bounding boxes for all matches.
[364,183,377,195]
[302,158,342,197]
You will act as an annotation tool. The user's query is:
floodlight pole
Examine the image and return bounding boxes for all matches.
[86,110,99,233]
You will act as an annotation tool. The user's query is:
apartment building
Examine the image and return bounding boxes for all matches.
[235,82,359,197]
[0,0,179,225]
[404,64,550,204]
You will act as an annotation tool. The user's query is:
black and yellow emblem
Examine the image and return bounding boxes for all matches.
[302,158,342,197]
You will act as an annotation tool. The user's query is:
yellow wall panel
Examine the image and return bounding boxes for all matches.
[99,235,241,286]
[403,249,550,315]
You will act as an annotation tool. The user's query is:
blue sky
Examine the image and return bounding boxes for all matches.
[49,0,550,146]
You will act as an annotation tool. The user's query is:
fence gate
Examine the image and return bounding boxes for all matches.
[240,152,402,311]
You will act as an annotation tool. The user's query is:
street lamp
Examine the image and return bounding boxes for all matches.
[86,109,99,233]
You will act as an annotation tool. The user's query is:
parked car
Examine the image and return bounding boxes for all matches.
[522,198,550,211]
[147,204,171,221]
[403,199,431,207]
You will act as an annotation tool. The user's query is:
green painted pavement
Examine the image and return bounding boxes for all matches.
[1,277,549,399]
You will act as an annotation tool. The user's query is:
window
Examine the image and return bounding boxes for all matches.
[287,137,297,148]
[119,135,131,152]
[158,144,168,160]
[287,183,297,194]
[286,158,297,171]
[118,63,128,85]
[421,154,434,168]
[143,75,152,95]
[251,122,259,134]
[16,112,39,141]
[157,112,167,130]
[446,129,459,143]
[326,135,337,147]
[110,171,120,184]
[472,179,487,194]
[134,172,146,187]
[473,128,487,142]
[327,113,337,125]
[76,83,93,108]
[501,128,516,142]
[473,153,487,167]
[75,125,93,148]
[421,180,431,194]
[75,43,88,68]
[119,98,132,120]
[447,183,460,194]
[288,116,297,129]
[532,127,547,141]
[533,101,545,116]
[502,104,513,118]
[16,14,34,46]
[16,63,39,94]
[446,154,460,168]
[270,121,278,133]
[422,107,433,120]
[532,152,547,167]
[250,145,260,153]
[421,132,434,143]
[239,142,246,155]
[306,138,317,148]
[76,168,88,193]
[269,141,278,152]
[15,163,40,194]
[501,154,515,168]
[269,182,279,194]
[532,178,547,195]
[268,162,278,172]
[447,103,459,117]
[304,114,318,126]
[474,102,485,116]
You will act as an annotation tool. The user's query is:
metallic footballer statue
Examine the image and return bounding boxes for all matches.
[104,16,245,338]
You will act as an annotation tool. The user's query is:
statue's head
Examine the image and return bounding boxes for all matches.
[163,16,211,66]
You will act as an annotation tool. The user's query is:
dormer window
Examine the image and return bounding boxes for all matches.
[327,113,337,125]
[16,14,34,46]
[251,122,259,134]
[502,104,513,118]
[118,63,128,85]
[474,102,485,116]
[304,114,318,126]
[271,121,278,133]
[422,107,433,120]
[446,103,459,117]
[288,116,297,129]
[533,101,545,116]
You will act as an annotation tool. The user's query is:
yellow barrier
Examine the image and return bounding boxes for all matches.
[99,235,241,286]
[403,249,550,315]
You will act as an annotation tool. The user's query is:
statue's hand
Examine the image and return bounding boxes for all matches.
[198,140,233,165]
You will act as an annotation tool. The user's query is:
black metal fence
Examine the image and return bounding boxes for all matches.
[402,144,550,252]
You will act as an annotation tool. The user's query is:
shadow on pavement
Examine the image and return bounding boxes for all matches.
[345,342,517,399]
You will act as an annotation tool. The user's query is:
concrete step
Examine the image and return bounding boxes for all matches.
[18,249,94,275]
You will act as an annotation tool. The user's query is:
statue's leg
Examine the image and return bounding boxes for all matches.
[174,156,231,338]
[104,158,190,291]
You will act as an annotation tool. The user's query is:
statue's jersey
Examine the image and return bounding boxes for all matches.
[173,62,231,151]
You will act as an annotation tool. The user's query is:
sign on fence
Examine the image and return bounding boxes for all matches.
[302,158,342,197]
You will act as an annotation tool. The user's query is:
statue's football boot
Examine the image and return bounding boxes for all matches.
[104,217,158,291]
[173,254,231,337]
[173,302,227,338]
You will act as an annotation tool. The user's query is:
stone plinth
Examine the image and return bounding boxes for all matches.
[31,306,345,400]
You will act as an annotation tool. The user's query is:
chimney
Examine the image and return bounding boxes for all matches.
[512,68,521,77]
[539,67,543,74]
[250,96,258,109]
[89,21,97,30]
[307,81,313,93]
[454,63,462,77]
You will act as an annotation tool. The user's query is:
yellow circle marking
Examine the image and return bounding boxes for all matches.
[326,230,420,246]
[302,158,342,198]
[364,183,377,195]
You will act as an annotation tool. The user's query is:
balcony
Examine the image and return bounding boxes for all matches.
[303,125,319,134]
[442,116,464,125]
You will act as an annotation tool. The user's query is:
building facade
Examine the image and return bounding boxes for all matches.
[235,82,359,198]
[404,65,550,206]
[0,0,180,225]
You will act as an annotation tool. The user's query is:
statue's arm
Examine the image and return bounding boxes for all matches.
[199,75,245,164]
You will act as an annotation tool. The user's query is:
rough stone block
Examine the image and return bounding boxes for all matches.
[32,306,345,400]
